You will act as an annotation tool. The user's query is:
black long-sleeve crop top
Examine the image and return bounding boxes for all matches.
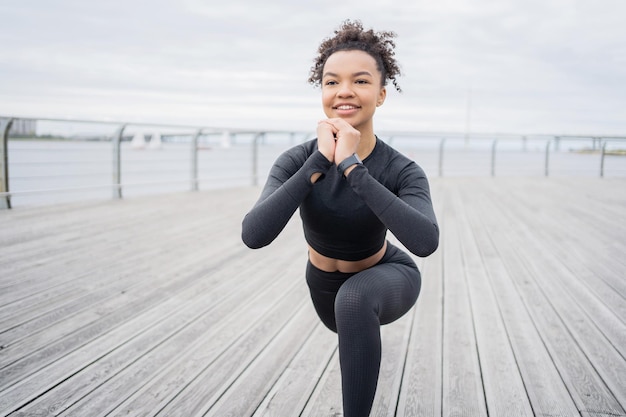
[241,138,439,260]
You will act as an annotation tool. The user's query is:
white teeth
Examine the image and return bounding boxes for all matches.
[337,105,357,110]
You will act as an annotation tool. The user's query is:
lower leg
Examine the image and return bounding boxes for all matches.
[334,263,420,417]
[336,295,381,417]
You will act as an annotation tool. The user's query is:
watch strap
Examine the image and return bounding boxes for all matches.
[337,153,362,177]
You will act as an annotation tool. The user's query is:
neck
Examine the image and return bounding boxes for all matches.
[356,124,376,159]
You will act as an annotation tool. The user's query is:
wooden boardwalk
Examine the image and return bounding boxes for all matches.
[1,177,625,417]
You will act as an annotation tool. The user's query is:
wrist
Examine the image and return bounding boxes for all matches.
[343,164,358,177]
[337,153,362,178]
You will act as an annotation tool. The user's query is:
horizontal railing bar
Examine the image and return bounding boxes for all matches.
[4,114,625,140]
[11,174,111,180]
[378,131,626,140]
[7,147,111,152]
[10,161,111,166]
[1,115,224,133]
[0,184,116,196]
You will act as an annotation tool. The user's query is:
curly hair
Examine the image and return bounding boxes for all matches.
[308,20,402,93]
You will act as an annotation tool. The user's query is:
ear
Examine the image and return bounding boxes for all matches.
[376,87,387,107]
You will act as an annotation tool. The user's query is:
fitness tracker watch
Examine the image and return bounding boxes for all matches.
[337,153,363,178]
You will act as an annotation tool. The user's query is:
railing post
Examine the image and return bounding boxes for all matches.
[600,139,607,178]
[545,138,552,177]
[191,128,202,191]
[438,138,446,177]
[1,118,14,209]
[491,139,498,177]
[112,125,126,199]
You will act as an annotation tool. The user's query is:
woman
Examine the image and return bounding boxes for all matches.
[242,20,439,417]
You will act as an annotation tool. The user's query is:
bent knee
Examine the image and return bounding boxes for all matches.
[334,282,378,322]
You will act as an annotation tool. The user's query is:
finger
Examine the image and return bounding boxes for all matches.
[318,120,338,132]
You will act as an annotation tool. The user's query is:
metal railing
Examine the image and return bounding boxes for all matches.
[1,116,625,209]
[1,116,316,208]
[383,131,626,178]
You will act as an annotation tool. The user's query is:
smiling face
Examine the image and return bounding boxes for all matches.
[321,50,387,133]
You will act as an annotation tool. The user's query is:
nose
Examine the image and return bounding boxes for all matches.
[337,82,355,98]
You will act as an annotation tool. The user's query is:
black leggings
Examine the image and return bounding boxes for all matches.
[305,242,421,417]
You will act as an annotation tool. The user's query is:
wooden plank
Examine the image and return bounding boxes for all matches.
[472,179,625,416]
[515,179,626,275]
[490,180,626,330]
[251,323,337,417]
[0,188,271,414]
[0,191,256,350]
[4,242,304,416]
[0,241,246,383]
[205,303,321,416]
[396,195,444,417]
[370,312,413,416]
[52,231,306,417]
[452,187,534,416]
[458,180,581,417]
[0,204,236,306]
[489,179,626,357]
[480,182,626,412]
[440,184,488,417]
[1,180,625,417]
[0,188,255,283]
[0,285,84,333]
[300,350,343,416]
[0,246,265,414]
[143,289,309,417]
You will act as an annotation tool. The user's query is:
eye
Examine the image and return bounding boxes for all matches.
[355,79,370,84]
[324,80,338,86]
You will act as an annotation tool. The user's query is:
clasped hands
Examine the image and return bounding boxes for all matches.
[317,118,360,165]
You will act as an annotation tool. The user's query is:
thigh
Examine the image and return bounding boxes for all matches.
[336,247,421,326]
[305,260,353,332]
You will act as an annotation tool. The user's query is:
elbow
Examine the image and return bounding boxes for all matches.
[241,216,270,249]
[415,242,438,258]
[413,224,440,257]
[242,231,263,249]
[242,230,268,249]
[241,227,264,250]
[421,240,439,257]
[241,215,259,249]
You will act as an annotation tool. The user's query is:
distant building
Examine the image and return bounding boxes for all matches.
[0,117,37,136]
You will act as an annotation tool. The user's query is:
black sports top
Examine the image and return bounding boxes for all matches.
[242,138,439,260]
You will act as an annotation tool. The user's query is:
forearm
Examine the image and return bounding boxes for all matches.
[242,150,332,248]
[346,165,439,256]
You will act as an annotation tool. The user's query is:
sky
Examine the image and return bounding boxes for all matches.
[1,0,625,136]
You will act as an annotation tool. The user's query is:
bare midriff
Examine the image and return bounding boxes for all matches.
[308,240,387,273]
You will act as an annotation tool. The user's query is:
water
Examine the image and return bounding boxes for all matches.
[4,135,625,208]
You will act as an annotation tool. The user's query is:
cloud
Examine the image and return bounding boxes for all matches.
[0,0,625,134]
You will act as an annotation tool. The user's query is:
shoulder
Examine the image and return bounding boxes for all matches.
[374,138,426,176]
[273,139,318,170]
[370,138,429,191]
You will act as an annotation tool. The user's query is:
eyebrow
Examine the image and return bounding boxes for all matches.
[322,71,373,78]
